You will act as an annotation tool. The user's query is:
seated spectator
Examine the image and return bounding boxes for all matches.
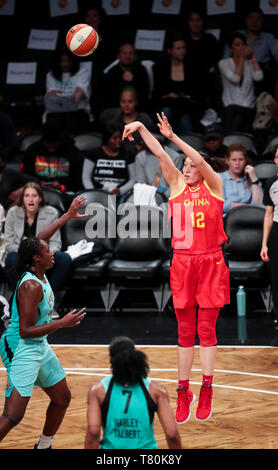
[0,112,19,162]
[100,42,150,112]
[81,123,135,198]
[218,32,264,134]
[201,124,228,159]
[44,48,91,135]
[4,182,72,302]
[21,122,84,194]
[135,139,183,198]
[152,32,208,134]
[0,153,39,211]
[223,7,278,93]
[185,10,221,75]
[99,86,156,153]
[220,143,263,217]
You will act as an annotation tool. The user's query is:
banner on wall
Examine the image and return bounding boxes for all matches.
[151,0,182,15]
[6,62,37,85]
[0,0,15,15]
[260,0,278,15]
[135,29,165,51]
[49,0,78,17]
[101,0,130,15]
[207,0,235,16]
[27,29,59,50]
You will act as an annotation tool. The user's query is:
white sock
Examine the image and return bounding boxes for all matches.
[37,433,54,449]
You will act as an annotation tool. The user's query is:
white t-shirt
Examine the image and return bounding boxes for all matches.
[44,67,91,117]
[218,58,263,108]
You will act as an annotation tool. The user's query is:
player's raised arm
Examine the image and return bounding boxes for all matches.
[122,121,181,189]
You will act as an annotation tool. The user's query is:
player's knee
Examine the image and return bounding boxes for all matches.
[197,321,217,347]
[51,388,71,409]
[2,411,24,427]
[178,322,196,347]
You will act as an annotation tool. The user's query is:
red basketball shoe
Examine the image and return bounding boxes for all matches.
[195,385,213,421]
[175,387,196,424]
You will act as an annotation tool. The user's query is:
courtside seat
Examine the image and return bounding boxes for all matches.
[76,188,117,211]
[107,204,170,311]
[62,205,116,311]
[224,205,271,313]
[254,161,277,189]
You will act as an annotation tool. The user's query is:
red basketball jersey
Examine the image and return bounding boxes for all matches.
[168,181,228,253]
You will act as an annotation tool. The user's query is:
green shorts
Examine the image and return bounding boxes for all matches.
[0,335,66,398]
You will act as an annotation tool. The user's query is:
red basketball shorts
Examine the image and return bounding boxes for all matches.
[170,246,230,309]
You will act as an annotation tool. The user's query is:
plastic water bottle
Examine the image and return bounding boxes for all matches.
[236,286,246,316]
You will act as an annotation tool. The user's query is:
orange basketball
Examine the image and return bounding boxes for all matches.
[66,24,99,57]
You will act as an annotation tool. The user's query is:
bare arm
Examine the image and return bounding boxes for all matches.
[84,383,104,449]
[18,281,86,339]
[157,113,223,197]
[122,122,181,188]
[149,382,182,449]
[260,205,274,262]
[37,196,86,242]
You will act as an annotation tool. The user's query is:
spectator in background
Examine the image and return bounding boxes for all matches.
[218,32,264,134]
[4,182,72,301]
[185,10,221,75]
[135,138,183,198]
[201,124,228,159]
[83,4,116,69]
[44,48,91,135]
[99,86,156,154]
[223,7,278,93]
[82,123,135,198]
[22,122,84,194]
[220,143,263,217]
[100,42,150,112]
[0,153,39,211]
[152,32,208,134]
[0,112,19,162]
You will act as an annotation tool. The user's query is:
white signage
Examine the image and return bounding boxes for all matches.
[260,0,278,15]
[101,0,130,15]
[207,0,236,16]
[0,0,15,15]
[151,0,182,15]
[49,0,78,17]
[135,29,166,51]
[6,62,37,85]
[27,29,59,50]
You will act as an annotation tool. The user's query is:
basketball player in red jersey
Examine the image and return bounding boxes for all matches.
[122,113,230,424]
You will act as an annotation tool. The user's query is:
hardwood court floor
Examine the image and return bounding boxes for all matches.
[0,345,278,450]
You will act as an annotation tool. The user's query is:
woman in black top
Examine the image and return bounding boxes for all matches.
[260,145,278,343]
[152,32,208,134]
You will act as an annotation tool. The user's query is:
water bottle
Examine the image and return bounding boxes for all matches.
[236,286,246,317]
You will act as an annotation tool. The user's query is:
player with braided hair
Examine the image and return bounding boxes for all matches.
[0,196,87,449]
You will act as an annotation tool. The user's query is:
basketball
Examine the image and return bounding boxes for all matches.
[66,24,99,57]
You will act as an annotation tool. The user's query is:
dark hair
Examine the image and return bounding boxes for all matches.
[16,182,47,209]
[184,151,226,173]
[42,121,63,143]
[15,236,43,283]
[50,48,80,81]
[165,31,186,50]
[102,122,122,144]
[120,86,138,101]
[109,336,149,386]
[227,31,247,48]
[244,7,264,18]
[272,144,278,156]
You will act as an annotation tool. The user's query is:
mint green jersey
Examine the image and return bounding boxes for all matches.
[100,375,158,449]
[5,271,54,343]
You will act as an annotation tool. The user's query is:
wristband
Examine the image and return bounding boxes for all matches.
[252,57,257,62]
[251,179,259,184]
